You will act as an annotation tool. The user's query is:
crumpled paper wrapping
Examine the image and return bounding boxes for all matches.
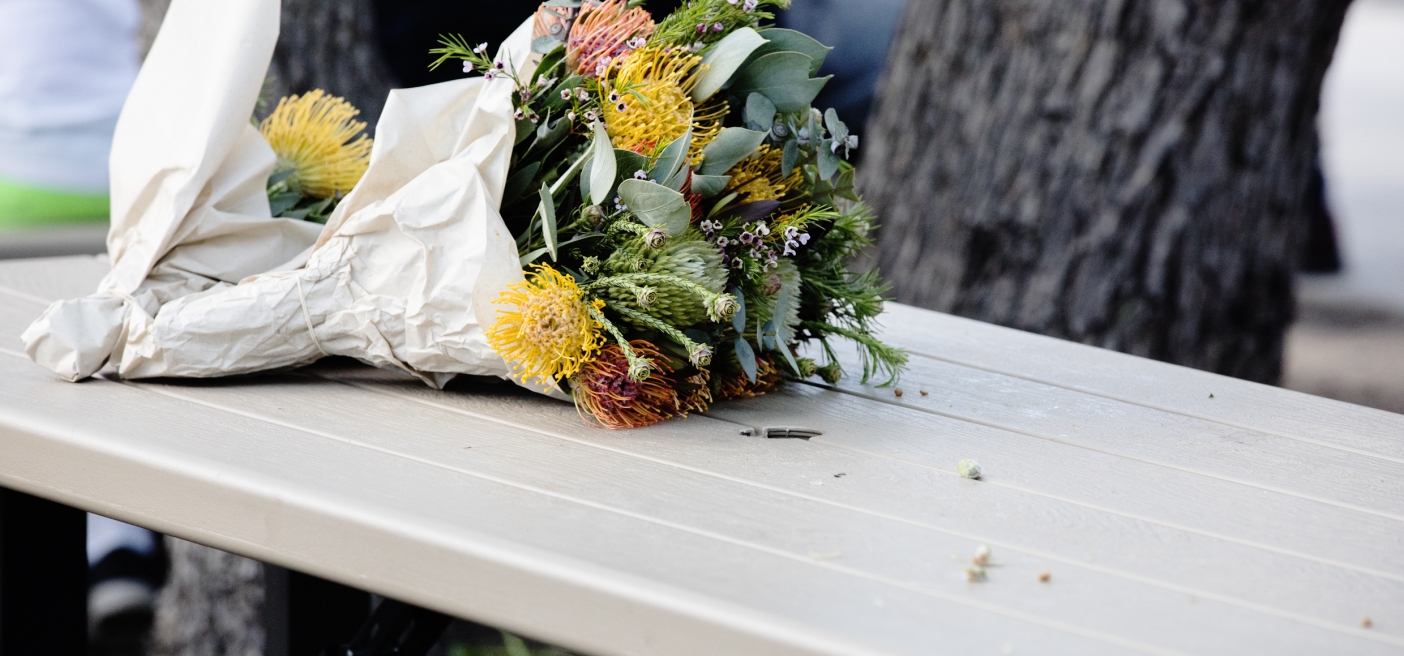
[24,0,538,392]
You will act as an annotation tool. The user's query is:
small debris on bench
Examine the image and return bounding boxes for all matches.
[1209,393,1215,399]
[894,388,904,397]
[964,566,987,583]
[1363,617,1373,629]
[958,459,983,480]
[972,545,991,567]
[1038,571,1051,583]
[920,390,929,396]
[810,480,824,486]
[834,472,847,478]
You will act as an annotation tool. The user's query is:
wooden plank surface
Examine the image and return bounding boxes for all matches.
[0,256,1400,656]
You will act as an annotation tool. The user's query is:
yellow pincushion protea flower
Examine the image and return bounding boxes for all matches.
[601,48,725,160]
[487,265,608,386]
[725,145,803,202]
[259,90,372,199]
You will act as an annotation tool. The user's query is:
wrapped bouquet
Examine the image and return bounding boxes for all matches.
[23,0,905,429]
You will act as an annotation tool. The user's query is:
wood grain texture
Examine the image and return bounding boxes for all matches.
[0,258,1400,654]
[876,303,1404,459]
[861,0,1352,384]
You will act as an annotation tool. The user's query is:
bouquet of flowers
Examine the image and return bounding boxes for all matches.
[22,0,904,430]
[425,0,906,427]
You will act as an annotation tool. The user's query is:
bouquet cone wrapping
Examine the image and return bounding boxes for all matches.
[25,0,537,391]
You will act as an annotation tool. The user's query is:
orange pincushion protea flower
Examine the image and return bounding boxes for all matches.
[566,0,655,77]
[717,355,784,401]
[573,341,685,429]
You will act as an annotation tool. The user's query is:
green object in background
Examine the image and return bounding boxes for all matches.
[0,177,109,229]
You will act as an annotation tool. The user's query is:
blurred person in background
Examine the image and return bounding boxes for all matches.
[0,0,168,648]
[0,0,139,230]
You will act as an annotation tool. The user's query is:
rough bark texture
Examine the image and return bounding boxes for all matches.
[265,0,397,130]
[861,0,1352,384]
[148,538,265,656]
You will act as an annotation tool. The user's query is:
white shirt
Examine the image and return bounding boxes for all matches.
[0,0,141,191]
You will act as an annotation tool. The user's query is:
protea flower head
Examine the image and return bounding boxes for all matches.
[573,341,683,429]
[566,0,654,78]
[259,89,372,199]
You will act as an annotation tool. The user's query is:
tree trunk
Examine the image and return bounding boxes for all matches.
[148,538,266,656]
[264,0,396,129]
[860,0,1352,384]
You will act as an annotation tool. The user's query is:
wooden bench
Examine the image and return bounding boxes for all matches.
[1,255,1401,655]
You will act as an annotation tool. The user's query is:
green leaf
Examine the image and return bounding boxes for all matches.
[744,93,777,133]
[503,161,542,203]
[515,118,536,145]
[754,28,833,76]
[269,192,302,217]
[528,114,571,157]
[690,174,731,199]
[817,141,841,181]
[545,74,584,111]
[835,167,860,201]
[650,127,692,191]
[699,127,767,176]
[618,180,691,236]
[734,337,758,383]
[532,35,563,54]
[588,123,616,206]
[730,52,831,113]
[521,233,600,266]
[539,183,559,261]
[732,288,747,334]
[692,27,769,102]
[824,108,849,143]
[267,167,296,187]
[781,138,800,177]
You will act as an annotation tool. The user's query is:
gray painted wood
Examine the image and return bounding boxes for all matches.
[0,257,1399,655]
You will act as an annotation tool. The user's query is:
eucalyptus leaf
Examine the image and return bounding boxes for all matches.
[732,288,747,334]
[617,180,691,236]
[744,93,777,133]
[690,174,731,199]
[699,127,767,176]
[817,142,841,181]
[781,138,800,177]
[539,183,559,261]
[532,35,563,54]
[650,127,692,190]
[692,27,769,102]
[588,123,617,207]
[730,52,831,113]
[734,337,758,383]
[754,28,833,76]
[824,108,849,143]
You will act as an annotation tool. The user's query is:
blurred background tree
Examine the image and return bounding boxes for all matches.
[860,0,1353,384]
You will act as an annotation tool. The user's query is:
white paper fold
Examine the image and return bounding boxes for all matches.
[26,0,540,393]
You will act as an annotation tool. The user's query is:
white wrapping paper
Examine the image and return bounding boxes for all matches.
[25,0,537,392]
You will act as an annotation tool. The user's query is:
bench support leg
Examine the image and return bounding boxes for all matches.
[265,565,373,656]
[0,487,88,656]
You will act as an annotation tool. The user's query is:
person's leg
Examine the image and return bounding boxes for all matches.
[87,514,167,649]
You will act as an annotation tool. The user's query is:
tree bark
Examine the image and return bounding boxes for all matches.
[861,0,1352,384]
[264,0,396,130]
